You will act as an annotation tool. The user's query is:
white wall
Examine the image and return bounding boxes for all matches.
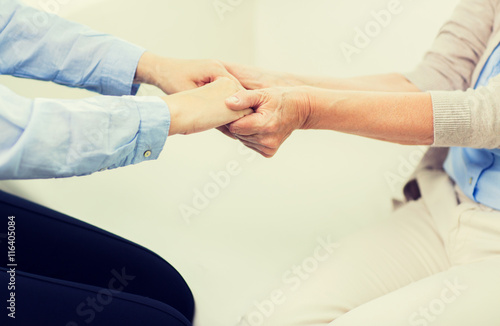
[254,0,459,75]
[0,0,459,325]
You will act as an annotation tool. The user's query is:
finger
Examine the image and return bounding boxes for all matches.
[222,62,255,89]
[209,61,243,88]
[215,70,243,89]
[231,133,263,146]
[227,112,267,136]
[216,125,237,140]
[235,137,275,158]
[225,89,264,111]
[233,133,279,152]
[222,62,242,80]
[195,68,241,89]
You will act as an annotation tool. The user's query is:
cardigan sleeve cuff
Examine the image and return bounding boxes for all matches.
[429,90,471,147]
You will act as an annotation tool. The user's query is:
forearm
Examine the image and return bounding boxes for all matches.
[0,0,144,96]
[291,73,421,92]
[301,87,433,145]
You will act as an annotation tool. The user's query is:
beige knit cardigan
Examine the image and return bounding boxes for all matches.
[403,0,500,200]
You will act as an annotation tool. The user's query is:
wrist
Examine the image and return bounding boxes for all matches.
[294,86,315,129]
[162,95,183,136]
[134,52,161,86]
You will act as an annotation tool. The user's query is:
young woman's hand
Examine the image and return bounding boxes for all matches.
[135,52,241,94]
[164,78,253,135]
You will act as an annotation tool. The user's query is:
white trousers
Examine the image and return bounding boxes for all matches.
[240,170,500,326]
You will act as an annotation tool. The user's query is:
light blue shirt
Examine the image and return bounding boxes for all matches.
[444,43,500,210]
[0,0,170,179]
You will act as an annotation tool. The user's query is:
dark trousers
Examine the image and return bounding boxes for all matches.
[0,190,194,326]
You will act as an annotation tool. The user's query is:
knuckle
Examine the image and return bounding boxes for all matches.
[265,120,279,133]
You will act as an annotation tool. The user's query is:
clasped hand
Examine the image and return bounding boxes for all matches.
[137,53,310,156]
[224,87,311,157]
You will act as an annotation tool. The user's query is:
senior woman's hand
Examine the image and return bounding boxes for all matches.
[225,86,434,157]
[224,87,312,157]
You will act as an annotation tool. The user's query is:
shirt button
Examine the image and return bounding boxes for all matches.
[469,177,473,185]
[143,150,152,158]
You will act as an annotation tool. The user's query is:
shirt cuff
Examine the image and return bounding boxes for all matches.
[125,96,171,166]
[100,39,146,96]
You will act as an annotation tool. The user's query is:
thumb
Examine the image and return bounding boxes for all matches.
[225,90,263,111]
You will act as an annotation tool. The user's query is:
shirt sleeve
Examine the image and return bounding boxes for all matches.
[0,85,170,180]
[0,0,144,96]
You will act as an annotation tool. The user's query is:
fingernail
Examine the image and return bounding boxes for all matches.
[228,96,240,103]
